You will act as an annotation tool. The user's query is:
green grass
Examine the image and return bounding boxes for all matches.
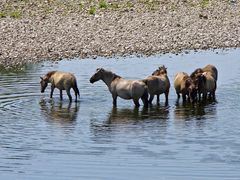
[200,0,210,8]
[0,12,7,18]
[89,6,96,15]
[9,10,22,18]
[0,10,22,18]
[98,0,108,9]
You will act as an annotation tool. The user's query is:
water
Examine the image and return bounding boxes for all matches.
[1,49,240,180]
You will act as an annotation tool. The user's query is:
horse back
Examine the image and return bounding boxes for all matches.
[174,72,189,93]
[203,72,216,91]
[113,79,146,99]
[51,72,76,89]
[203,64,218,81]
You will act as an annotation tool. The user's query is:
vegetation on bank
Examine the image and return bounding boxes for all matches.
[0,0,227,18]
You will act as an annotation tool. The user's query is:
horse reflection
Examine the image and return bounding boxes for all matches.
[90,106,170,143]
[39,99,79,126]
[106,106,170,125]
[174,99,217,121]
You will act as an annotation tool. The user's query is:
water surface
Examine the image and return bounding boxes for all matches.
[1,49,240,180]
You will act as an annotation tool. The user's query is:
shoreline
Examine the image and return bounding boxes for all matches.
[0,1,240,67]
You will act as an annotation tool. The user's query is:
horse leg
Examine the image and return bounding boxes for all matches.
[72,85,80,102]
[165,90,169,106]
[133,99,140,107]
[66,89,72,102]
[177,92,180,99]
[112,95,117,107]
[212,81,217,100]
[50,86,54,98]
[182,94,186,102]
[141,92,148,108]
[148,94,154,105]
[203,92,207,100]
[198,92,201,101]
[60,90,63,100]
[157,94,160,105]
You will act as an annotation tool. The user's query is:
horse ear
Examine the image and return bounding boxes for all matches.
[40,77,43,80]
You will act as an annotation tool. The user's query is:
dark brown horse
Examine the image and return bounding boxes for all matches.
[40,71,80,102]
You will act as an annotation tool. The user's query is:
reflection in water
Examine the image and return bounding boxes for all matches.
[174,99,217,121]
[90,106,170,142]
[107,106,170,125]
[39,99,79,126]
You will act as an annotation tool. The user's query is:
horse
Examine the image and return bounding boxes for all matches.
[174,72,197,103]
[190,64,217,100]
[191,64,218,81]
[89,68,148,107]
[40,71,80,102]
[194,72,216,100]
[143,65,170,105]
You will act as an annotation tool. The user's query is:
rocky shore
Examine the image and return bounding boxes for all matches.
[0,0,239,67]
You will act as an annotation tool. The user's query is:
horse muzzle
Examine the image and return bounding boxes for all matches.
[89,78,95,84]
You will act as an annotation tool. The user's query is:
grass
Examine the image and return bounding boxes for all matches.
[0,10,21,18]
[0,0,216,18]
[9,10,22,18]
[200,0,210,8]
[98,0,108,9]
[0,12,7,18]
[89,6,96,15]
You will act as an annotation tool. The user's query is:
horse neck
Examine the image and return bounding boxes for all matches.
[45,71,56,83]
[101,72,119,87]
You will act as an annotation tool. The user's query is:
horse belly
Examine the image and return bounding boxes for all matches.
[117,90,132,99]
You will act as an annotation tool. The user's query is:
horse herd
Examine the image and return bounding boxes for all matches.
[40,64,218,108]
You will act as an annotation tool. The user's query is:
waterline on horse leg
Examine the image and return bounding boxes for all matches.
[133,99,140,107]
[60,90,63,100]
[112,97,117,107]
[148,94,154,104]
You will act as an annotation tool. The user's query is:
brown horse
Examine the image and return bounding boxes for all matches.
[191,64,217,100]
[143,65,170,105]
[191,64,218,81]
[194,72,216,100]
[174,72,197,102]
[89,68,148,107]
[40,71,80,102]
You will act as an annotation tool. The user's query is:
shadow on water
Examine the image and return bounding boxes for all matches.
[39,99,80,126]
[174,99,217,121]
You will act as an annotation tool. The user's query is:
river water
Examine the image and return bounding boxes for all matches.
[0,49,240,179]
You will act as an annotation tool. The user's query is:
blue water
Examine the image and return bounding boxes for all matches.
[0,49,240,180]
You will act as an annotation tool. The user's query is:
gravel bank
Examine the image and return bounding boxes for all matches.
[0,0,239,66]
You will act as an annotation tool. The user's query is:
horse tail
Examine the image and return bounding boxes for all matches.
[76,87,80,98]
[73,79,80,98]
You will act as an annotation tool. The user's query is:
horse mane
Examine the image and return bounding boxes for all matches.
[102,69,121,80]
[190,68,203,78]
[112,73,121,80]
[45,71,57,79]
